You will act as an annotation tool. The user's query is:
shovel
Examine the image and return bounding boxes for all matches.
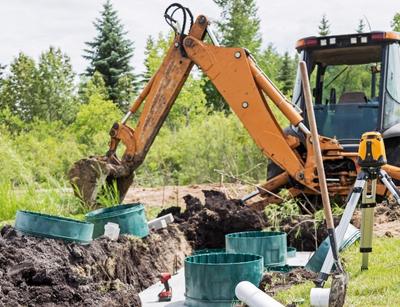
[299,61,348,307]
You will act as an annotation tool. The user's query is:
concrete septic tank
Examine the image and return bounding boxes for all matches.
[226,231,287,267]
[85,203,149,239]
[184,252,263,307]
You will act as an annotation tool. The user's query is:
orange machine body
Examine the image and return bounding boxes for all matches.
[100,13,400,204]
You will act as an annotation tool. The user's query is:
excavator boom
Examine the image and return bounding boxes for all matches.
[69,4,400,207]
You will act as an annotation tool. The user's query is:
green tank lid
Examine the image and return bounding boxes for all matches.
[226,231,287,267]
[15,210,94,244]
[185,252,263,307]
[85,203,149,239]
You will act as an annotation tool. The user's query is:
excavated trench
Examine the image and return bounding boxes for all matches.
[0,190,332,306]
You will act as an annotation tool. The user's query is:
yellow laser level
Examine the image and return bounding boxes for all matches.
[357,132,387,168]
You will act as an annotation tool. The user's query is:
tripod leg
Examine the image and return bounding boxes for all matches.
[379,169,400,204]
[360,179,376,270]
[316,174,367,284]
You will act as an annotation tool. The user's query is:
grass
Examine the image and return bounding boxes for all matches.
[0,182,81,221]
[275,237,400,306]
[0,181,165,225]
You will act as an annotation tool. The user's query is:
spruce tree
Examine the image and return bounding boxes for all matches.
[392,13,400,32]
[318,14,331,36]
[215,0,262,53]
[277,52,294,95]
[356,19,365,33]
[139,36,156,88]
[205,0,262,112]
[84,0,135,109]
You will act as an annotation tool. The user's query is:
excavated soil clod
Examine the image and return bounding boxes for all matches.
[0,224,191,306]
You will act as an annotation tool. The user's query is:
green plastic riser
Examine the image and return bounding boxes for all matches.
[85,203,149,239]
[184,252,263,307]
[15,210,94,244]
[226,231,287,267]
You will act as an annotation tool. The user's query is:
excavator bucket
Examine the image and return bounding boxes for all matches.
[68,157,134,207]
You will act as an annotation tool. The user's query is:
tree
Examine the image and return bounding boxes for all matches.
[138,36,156,88]
[277,52,295,95]
[0,48,77,123]
[204,0,262,112]
[356,19,366,33]
[84,0,135,109]
[318,14,331,36]
[0,53,37,121]
[0,64,5,80]
[258,44,284,85]
[37,47,77,123]
[392,13,400,32]
[215,0,262,54]
[79,71,109,103]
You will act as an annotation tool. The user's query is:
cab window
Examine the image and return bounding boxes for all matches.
[384,43,400,129]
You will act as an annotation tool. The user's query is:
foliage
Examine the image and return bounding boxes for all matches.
[277,51,295,95]
[264,190,301,231]
[318,14,331,36]
[135,32,209,130]
[71,92,122,154]
[12,120,83,184]
[0,181,80,222]
[214,0,262,54]
[139,36,156,87]
[0,48,77,124]
[392,12,400,32]
[79,71,109,103]
[135,112,267,186]
[258,44,285,85]
[84,0,135,108]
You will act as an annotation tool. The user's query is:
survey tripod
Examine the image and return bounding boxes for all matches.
[317,132,400,285]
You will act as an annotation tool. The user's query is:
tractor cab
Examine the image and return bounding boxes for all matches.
[293,31,400,160]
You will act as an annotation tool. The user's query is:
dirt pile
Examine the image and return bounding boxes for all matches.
[260,268,317,295]
[0,224,191,306]
[158,190,268,249]
[280,215,340,251]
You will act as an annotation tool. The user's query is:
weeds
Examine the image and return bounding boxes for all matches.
[0,181,80,221]
[264,190,301,231]
[96,180,120,208]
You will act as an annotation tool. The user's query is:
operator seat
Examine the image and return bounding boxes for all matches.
[338,91,368,103]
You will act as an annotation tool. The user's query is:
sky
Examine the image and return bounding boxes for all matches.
[0,0,399,75]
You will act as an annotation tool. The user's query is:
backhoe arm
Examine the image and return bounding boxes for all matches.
[107,16,208,169]
[69,8,338,206]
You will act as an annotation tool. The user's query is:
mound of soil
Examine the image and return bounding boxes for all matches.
[260,268,317,295]
[280,215,339,251]
[0,224,191,306]
[158,190,268,250]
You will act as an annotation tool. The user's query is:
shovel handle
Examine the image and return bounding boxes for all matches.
[299,61,335,229]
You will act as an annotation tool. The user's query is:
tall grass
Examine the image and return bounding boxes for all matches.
[0,181,81,222]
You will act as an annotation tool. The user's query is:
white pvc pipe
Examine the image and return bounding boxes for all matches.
[235,281,284,307]
[310,288,330,307]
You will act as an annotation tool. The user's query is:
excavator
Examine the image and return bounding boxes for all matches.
[69,3,400,207]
